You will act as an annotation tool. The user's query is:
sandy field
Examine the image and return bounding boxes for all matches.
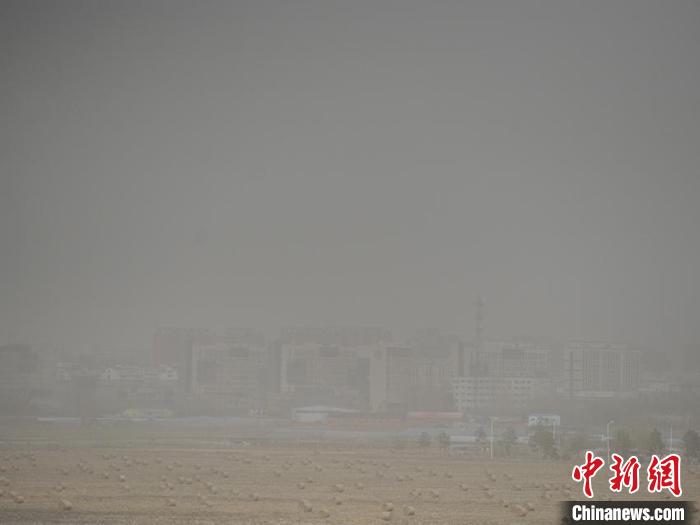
[0,442,697,524]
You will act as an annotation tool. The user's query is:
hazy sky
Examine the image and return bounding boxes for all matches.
[2,0,699,351]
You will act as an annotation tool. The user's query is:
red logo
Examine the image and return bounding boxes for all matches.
[647,454,682,497]
[572,451,682,498]
[609,454,640,493]
[572,451,605,498]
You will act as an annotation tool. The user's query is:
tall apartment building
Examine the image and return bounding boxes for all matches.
[278,340,461,413]
[477,341,551,378]
[152,327,217,396]
[190,341,269,412]
[563,341,640,398]
[452,340,553,412]
[279,342,376,409]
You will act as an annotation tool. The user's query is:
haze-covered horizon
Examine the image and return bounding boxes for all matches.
[2,0,699,352]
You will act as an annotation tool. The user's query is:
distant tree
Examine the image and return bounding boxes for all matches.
[683,429,700,459]
[614,428,632,457]
[500,427,517,456]
[647,428,664,455]
[419,432,431,448]
[531,423,558,459]
[475,426,487,444]
[565,431,590,457]
[437,431,450,450]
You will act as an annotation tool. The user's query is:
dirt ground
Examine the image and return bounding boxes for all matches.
[0,444,697,524]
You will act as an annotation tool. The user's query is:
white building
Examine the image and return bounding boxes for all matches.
[100,365,177,382]
[452,375,550,412]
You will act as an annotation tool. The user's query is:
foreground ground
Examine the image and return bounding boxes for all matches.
[0,429,697,524]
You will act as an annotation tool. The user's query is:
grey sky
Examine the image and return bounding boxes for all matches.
[1,0,699,351]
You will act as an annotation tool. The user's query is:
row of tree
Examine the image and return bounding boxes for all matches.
[417,425,700,461]
[534,425,700,460]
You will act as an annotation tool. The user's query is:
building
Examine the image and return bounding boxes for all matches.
[54,362,178,415]
[278,338,464,414]
[0,344,41,413]
[275,327,393,411]
[291,405,360,423]
[474,341,551,378]
[190,341,269,413]
[100,365,177,382]
[152,327,216,395]
[563,341,640,398]
[451,340,554,412]
[452,375,550,412]
[372,345,413,412]
[409,357,461,411]
[279,342,378,409]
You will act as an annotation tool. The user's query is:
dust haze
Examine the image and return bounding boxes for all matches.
[1,1,699,524]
